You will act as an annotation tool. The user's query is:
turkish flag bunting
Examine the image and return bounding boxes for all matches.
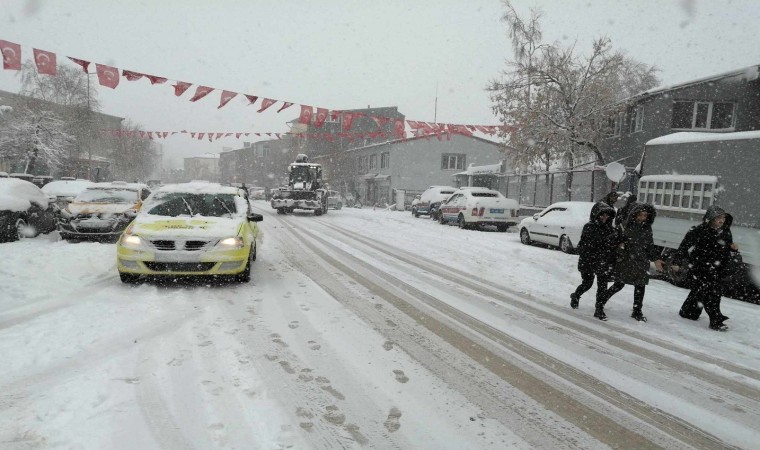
[484,126,497,135]
[467,125,477,132]
[218,90,238,109]
[299,105,313,125]
[235,133,242,139]
[257,98,276,113]
[95,64,120,89]
[122,70,144,81]
[173,81,192,96]
[277,102,294,113]
[224,133,232,137]
[474,125,489,134]
[198,133,205,140]
[407,120,422,129]
[67,57,90,73]
[208,134,213,142]
[342,112,356,132]
[314,108,328,128]
[372,116,389,128]
[162,132,169,138]
[190,133,196,138]
[276,133,282,139]
[139,131,145,138]
[244,95,258,105]
[189,86,214,102]
[393,119,405,139]
[33,48,56,75]
[1,40,22,70]
[216,133,223,139]
[147,132,154,139]
[145,75,167,84]
[330,110,341,121]
[324,133,334,142]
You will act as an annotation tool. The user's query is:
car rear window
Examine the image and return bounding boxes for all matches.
[440,190,455,194]
[471,192,498,197]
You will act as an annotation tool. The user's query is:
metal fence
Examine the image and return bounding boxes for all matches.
[504,168,614,209]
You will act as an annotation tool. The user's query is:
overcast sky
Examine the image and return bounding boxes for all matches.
[1,0,758,169]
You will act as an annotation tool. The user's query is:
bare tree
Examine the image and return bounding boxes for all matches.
[19,60,99,110]
[489,1,659,167]
[0,106,75,174]
[108,121,159,182]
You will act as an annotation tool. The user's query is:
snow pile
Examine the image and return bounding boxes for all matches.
[0,178,48,212]
[42,180,94,198]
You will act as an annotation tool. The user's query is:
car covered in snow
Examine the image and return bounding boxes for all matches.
[41,179,94,210]
[58,182,151,242]
[437,187,519,231]
[518,201,595,253]
[116,182,262,283]
[248,186,266,200]
[0,177,58,242]
[414,186,457,219]
[326,190,345,210]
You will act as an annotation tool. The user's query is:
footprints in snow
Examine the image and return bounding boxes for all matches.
[307,340,321,350]
[384,407,402,432]
[393,369,409,384]
[288,320,300,329]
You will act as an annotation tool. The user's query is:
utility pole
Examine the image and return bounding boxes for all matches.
[434,81,438,123]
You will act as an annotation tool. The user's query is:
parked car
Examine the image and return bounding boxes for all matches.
[326,190,345,210]
[116,182,262,283]
[58,182,150,242]
[415,186,457,219]
[0,177,58,242]
[518,201,595,253]
[42,179,94,210]
[31,175,54,187]
[248,186,266,200]
[410,194,421,213]
[438,187,519,231]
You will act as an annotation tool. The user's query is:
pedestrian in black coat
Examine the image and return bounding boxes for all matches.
[570,205,617,319]
[614,194,637,228]
[603,203,665,322]
[589,191,619,222]
[674,205,737,331]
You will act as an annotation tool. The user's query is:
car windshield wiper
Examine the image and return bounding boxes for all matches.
[213,197,233,216]
[179,196,194,216]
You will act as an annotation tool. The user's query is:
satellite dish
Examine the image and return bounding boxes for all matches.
[605,162,626,183]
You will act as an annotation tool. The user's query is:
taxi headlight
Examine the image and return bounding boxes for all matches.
[216,237,244,249]
[121,234,145,249]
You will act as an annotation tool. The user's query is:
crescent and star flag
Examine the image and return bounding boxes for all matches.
[299,105,313,125]
[314,108,328,128]
[218,90,238,109]
[122,70,144,81]
[67,57,90,73]
[393,118,405,139]
[276,102,294,113]
[257,98,277,113]
[173,81,192,96]
[95,64,120,89]
[189,86,214,102]
[0,40,21,70]
[33,48,56,75]
[342,112,356,132]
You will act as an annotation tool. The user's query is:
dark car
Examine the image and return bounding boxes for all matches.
[0,178,58,242]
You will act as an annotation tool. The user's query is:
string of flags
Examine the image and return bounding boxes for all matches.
[1,39,517,137]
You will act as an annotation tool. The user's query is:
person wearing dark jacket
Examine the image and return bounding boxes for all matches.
[614,194,637,228]
[603,203,665,322]
[674,206,736,331]
[589,191,619,222]
[570,205,617,318]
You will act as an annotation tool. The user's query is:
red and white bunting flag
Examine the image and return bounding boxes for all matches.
[313,108,328,128]
[393,118,405,139]
[0,40,22,70]
[277,102,294,113]
[198,133,205,140]
[162,132,169,138]
[467,125,478,132]
[67,57,90,73]
[122,70,144,81]
[324,133,334,142]
[173,81,192,96]
[189,86,214,102]
[275,133,282,139]
[244,95,258,105]
[218,90,238,109]
[484,126,497,135]
[95,64,120,89]
[147,132,154,139]
[406,120,422,129]
[342,112,356,132]
[145,75,167,84]
[172,132,178,135]
[139,131,145,138]
[190,132,196,138]
[372,116,389,128]
[224,133,232,137]
[216,133,223,139]
[298,105,313,125]
[33,48,56,75]
[244,133,250,136]
[208,134,213,142]
[255,133,261,136]
[257,98,276,113]
[235,133,242,138]
[330,110,341,121]
[266,133,272,137]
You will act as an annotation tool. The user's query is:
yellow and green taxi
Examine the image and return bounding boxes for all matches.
[116,183,262,283]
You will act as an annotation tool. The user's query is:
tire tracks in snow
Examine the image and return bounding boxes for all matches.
[273,213,740,450]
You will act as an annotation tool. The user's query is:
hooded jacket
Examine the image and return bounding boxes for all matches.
[675,205,735,282]
[613,202,660,285]
[589,192,618,222]
[577,205,617,276]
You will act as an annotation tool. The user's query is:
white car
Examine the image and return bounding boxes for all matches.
[42,179,93,210]
[414,186,457,219]
[438,187,519,231]
[518,201,595,253]
[326,190,345,209]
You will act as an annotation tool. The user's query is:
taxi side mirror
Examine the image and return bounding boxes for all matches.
[532,213,540,220]
[248,213,263,222]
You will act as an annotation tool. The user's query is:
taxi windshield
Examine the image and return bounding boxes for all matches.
[144,192,237,217]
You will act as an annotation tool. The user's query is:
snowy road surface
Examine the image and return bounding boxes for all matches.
[1,202,759,449]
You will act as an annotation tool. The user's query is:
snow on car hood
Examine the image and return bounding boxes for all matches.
[67,202,137,216]
[130,215,243,239]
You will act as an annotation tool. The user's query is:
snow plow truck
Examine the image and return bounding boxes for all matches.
[270,154,328,215]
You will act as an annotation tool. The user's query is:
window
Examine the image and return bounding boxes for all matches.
[369,154,377,170]
[441,153,465,170]
[671,101,736,130]
[630,105,644,132]
[381,152,390,169]
[262,145,270,158]
[638,176,717,212]
[608,112,625,137]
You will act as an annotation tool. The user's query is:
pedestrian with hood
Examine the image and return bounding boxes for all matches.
[570,204,617,316]
[674,205,736,331]
[590,190,619,222]
[615,194,637,228]
[603,203,665,322]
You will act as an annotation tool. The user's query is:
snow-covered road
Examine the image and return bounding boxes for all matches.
[1,202,759,449]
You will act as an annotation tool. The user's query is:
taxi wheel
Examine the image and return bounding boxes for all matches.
[15,218,28,241]
[458,215,470,230]
[520,228,532,245]
[560,235,574,254]
[235,245,254,283]
[119,272,140,284]
[251,241,257,261]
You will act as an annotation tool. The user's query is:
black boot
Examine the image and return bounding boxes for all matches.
[570,293,579,309]
[631,309,647,322]
[709,322,728,331]
[593,304,607,321]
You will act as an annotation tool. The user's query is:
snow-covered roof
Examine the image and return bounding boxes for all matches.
[186,153,221,159]
[646,130,760,146]
[639,175,719,184]
[87,182,148,191]
[630,64,760,101]
[454,162,503,176]
[0,178,48,212]
[42,180,94,197]
[153,182,242,195]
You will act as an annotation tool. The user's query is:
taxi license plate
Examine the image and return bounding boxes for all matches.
[490,208,504,214]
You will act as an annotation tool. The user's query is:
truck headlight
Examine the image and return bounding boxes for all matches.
[216,237,244,249]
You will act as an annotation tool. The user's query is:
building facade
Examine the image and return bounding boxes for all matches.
[184,153,220,182]
[218,138,298,189]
